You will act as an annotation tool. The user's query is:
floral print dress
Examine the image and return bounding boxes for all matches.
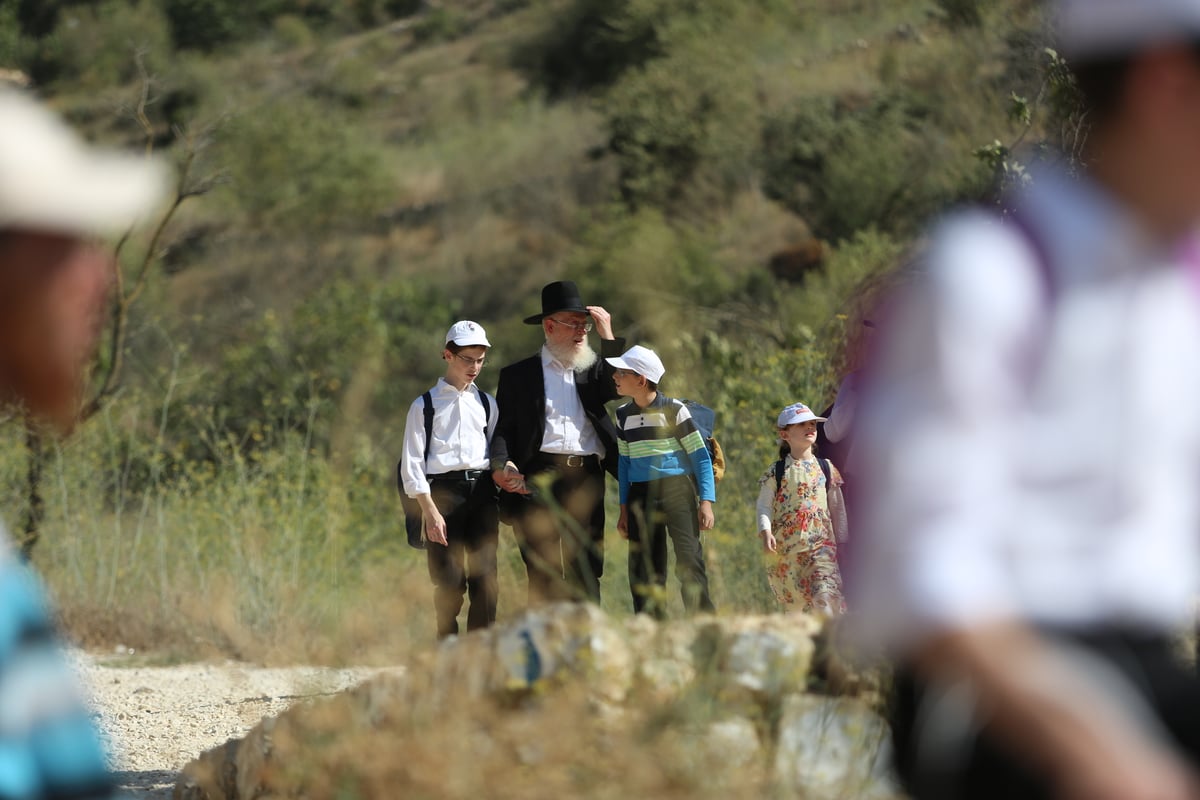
[756,456,847,614]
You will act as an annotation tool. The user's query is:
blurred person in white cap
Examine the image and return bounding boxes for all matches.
[846,1,1200,798]
[608,345,716,617]
[755,402,848,616]
[399,320,500,638]
[0,89,167,798]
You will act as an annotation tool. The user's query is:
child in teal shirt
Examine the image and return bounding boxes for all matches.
[608,345,716,618]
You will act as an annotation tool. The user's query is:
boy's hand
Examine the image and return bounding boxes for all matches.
[617,505,629,539]
[423,507,448,545]
[698,500,714,531]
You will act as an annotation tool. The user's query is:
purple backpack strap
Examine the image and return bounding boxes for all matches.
[1007,210,1055,306]
[1177,236,1200,300]
[1005,210,1056,387]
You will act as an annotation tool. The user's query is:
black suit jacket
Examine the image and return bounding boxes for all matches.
[491,338,626,479]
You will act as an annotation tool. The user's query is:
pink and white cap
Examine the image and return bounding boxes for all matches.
[777,402,826,427]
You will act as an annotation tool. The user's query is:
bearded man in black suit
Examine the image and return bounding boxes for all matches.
[490,281,625,605]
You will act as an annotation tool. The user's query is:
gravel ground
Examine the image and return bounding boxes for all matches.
[72,650,401,799]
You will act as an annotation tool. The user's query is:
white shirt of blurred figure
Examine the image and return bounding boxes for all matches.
[847,163,1200,657]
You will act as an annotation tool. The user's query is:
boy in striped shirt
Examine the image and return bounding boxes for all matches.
[608,345,716,618]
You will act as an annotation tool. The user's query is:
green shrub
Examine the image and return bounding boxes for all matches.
[760,94,986,242]
[163,0,256,51]
[271,13,314,49]
[0,0,34,69]
[935,0,985,29]
[411,6,468,44]
[33,0,172,90]
[515,0,799,98]
[514,0,666,97]
[605,44,759,212]
[177,277,456,460]
[213,94,394,232]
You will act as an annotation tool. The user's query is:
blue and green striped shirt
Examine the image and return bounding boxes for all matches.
[615,395,716,504]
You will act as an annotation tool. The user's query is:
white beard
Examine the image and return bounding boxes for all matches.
[546,339,598,373]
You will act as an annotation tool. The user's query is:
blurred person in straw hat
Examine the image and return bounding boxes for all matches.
[846,1,1200,798]
[0,88,167,798]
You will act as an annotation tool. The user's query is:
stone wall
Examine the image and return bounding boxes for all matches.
[175,604,900,800]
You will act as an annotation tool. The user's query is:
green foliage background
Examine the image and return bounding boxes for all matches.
[0,0,1060,661]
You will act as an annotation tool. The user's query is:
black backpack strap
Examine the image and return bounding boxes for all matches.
[421,391,434,461]
[479,391,491,429]
[775,458,831,493]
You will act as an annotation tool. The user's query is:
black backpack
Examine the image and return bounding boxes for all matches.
[396,391,491,549]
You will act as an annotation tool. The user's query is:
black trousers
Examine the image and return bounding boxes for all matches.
[626,474,715,618]
[508,455,606,605]
[426,472,499,638]
[890,629,1200,800]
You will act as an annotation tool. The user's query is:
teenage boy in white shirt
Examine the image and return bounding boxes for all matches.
[400,321,499,638]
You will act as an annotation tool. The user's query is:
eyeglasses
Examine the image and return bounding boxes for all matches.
[613,368,638,377]
[453,353,487,368]
[549,317,594,333]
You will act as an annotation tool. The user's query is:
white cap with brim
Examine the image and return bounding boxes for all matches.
[605,344,665,383]
[0,90,169,235]
[777,402,826,427]
[445,320,491,348]
[1056,0,1200,61]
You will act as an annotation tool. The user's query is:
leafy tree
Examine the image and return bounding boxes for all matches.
[760,95,986,243]
[515,0,666,97]
[605,44,758,212]
[213,95,393,233]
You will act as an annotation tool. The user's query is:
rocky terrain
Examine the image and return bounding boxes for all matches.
[74,651,399,798]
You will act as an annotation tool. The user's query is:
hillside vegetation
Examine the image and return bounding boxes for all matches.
[0,0,1057,661]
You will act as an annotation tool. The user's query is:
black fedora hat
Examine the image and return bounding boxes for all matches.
[523,280,589,325]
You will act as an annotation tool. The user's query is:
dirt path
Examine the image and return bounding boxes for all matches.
[73,650,401,798]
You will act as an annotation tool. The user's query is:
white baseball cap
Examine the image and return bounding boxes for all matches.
[777,402,826,427]
[445,320,491,348]
[1055,0,1200,61]
[605,344,665,383]
[0,90,169,235]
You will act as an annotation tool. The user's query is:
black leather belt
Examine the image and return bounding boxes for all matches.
[429,469,487,481]
[536,453,599,469]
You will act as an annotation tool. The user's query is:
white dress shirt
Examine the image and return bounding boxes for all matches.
[400,379,497,497]
[538,346,603,457]
[849,166,1200,657]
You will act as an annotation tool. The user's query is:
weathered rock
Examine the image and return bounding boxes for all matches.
[176,605,896,800]
[774,694,899,799]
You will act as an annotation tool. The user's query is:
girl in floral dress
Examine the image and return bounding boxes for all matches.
[755,402,849,614]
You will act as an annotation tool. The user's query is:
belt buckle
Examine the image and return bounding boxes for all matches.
[566,455,584,467]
